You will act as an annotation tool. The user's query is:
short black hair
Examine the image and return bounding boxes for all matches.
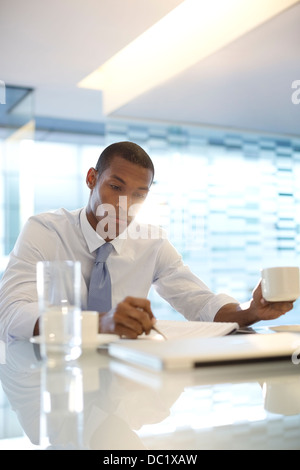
[95,141,154,182]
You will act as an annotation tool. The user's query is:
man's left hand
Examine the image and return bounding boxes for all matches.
[250,281,295,322]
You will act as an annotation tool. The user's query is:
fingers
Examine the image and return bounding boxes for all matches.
[261,298,294,310]
[117,297,155,336]
[259,298,294,321]
[113,324,143,339]
[101,296,155,338]
[123,296,154,318]
[253,279,295,321]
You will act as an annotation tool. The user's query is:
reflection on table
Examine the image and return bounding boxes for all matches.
[1,339,300,450]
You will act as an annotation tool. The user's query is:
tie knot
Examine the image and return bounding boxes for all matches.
[95,242,113,263]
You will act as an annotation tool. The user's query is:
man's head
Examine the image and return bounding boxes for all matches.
[95,141,154,183]
[86,142,155,240]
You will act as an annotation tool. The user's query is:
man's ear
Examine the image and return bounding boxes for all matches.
[86,168,98,189]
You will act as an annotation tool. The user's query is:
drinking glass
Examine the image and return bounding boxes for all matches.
[37,260,82,361]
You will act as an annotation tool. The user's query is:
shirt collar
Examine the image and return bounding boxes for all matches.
[80,208,126,255]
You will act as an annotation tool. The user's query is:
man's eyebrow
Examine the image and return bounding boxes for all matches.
[110,174,150,191]
[111,175,126,185]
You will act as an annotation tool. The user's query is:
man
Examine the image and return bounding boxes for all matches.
[0,142,294,340]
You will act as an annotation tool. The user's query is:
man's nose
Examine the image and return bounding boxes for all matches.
[116,195,130,211]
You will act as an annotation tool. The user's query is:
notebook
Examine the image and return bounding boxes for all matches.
[108,332,300,371]
[149,320,239,340]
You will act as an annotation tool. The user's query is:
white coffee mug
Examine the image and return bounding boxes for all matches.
[261,266,300,302]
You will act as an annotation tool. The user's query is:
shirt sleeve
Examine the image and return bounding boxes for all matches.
[0,216,55,341]
[152,239,238,322]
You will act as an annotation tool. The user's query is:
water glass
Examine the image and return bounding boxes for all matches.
[37,260,82,361]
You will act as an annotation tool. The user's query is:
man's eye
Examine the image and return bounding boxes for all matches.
[134,193,147,199]
[110,184,121,191]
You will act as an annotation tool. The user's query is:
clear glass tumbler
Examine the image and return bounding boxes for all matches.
[37,260,82,361]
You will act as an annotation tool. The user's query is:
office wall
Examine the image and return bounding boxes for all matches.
[1,122,300,324]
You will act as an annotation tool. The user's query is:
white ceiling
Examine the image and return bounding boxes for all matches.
[1,0,300,137]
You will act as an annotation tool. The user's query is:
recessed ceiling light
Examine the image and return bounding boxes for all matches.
[78,0,298,115]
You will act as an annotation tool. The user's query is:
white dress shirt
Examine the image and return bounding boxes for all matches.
[0,208,238,340]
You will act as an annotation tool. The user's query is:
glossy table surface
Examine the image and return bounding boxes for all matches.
[1,333,300,451]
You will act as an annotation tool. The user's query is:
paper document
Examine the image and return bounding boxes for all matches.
[148,320,239,340]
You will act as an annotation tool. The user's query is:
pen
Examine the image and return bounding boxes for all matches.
[136,306,168,340]
[152,325,168,340]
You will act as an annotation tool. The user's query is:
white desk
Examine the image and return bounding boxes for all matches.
[1,338,300,450]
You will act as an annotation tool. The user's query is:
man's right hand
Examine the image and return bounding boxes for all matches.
[98,296,156,339]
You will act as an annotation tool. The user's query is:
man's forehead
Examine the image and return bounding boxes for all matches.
[103,157,152,183]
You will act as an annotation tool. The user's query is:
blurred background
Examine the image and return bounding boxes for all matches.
[0,0,300,325]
